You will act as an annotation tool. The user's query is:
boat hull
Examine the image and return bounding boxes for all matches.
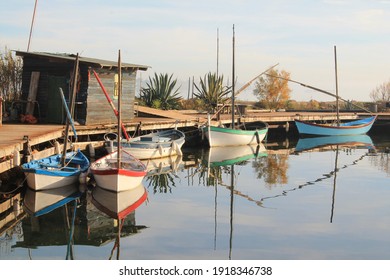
[203,125,268,147]
[90,150,147,192]
[105,129,185,159]
[294,116,377,136]
[21,150,89,191]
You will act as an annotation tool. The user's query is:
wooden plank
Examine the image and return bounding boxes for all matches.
[25,71,40,115]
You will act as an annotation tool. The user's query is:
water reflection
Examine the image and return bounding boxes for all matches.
[201,144,268,259]
[143,155,184,194]
[91,184,148,259]
[2,134,390,260]
[10,182,148,260]
[295,134,374,152]
[13,183,83,259]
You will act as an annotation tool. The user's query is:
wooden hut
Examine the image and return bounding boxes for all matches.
[15,51,148,125]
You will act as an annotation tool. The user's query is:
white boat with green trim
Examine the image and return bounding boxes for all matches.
[202,122,268,147]
[201,25,269,147]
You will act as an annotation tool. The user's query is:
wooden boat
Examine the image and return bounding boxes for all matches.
[202,26,269,147]
[295,134,374,152]
[91,183,147,220]
[293,47,376,136]
[23,183,82,217]
[89,50,147,192]
[295,115,377,136]
[202,121,268,147]
[104,129,185,159]
[22,149,89,191]
[90,150,147,192]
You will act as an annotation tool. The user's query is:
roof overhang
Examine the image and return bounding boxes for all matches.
[14,51,150,71]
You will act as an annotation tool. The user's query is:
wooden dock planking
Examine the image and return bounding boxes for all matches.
[0,124,64,158]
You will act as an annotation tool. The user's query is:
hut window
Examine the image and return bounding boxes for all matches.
[113,74,118,99]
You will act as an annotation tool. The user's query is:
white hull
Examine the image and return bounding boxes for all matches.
[92,173,144,192]
[204,125,267,147]
[106,143,183,159]
[105,129,185,160]
[25,172,84,191]
[90,150,147,192]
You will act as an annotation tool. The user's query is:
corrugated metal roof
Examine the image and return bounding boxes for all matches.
[14,51,149,71]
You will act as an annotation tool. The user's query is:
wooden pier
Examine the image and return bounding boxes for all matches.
[1,106,389,174]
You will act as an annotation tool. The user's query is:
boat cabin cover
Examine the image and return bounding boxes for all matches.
[15,51,149,125]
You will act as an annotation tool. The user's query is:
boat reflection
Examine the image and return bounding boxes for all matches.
[14,183,84,259]
[263,135,375,223]
[295,134,374,153]
[201,144,267,259]
[23,183,82,217]
[91,183,148,259]
[91,183,147,220]
[143,155,184,194]
[206,143,267,167]
[141,155,184,176]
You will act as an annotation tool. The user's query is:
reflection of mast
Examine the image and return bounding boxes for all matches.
[229,165,234,260]
[109,219,124,260]
[214,175,218,251]
[330,146,339,223]
[65,199,78,260]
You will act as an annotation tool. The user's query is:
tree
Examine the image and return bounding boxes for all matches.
[370,80,390,103]
[139,73,182,110]
[253,69,291,110]
[193,72,231,112]
[0,47,23,101]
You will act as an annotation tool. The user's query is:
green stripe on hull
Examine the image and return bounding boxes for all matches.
[208,126,267,135]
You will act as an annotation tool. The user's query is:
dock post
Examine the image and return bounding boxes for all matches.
[22,135,32,163]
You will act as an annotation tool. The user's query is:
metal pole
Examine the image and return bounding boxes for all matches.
[27,0,38,51]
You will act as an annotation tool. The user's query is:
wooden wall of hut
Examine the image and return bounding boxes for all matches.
[21,56,75,124]
[19,55,137,126]
[86,68,136,125]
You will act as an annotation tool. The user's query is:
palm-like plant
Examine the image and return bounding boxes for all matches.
[193,72,231,112]
[139,73,181,110]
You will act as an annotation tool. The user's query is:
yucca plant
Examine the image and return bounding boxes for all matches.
[193,72,231,112]
[139,73,181,110]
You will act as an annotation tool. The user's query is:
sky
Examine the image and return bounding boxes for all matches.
[1,0,389,102]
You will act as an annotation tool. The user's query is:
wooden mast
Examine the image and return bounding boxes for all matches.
[61,53,79,166]
[231,24,235,128]
[334,45,340,126]
[117,50,122,168]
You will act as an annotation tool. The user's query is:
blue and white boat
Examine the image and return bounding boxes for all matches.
[21,150,90,191]
[294,116,377,136]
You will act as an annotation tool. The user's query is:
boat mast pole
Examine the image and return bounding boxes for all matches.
[231,24,235,128]
[117,50,122,168]
[61,54,79,166]
[216,28,219,77]
[27,0,38,51]
[334,46,340,126]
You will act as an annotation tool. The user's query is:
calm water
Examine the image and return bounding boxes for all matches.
[1,134,390,260]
